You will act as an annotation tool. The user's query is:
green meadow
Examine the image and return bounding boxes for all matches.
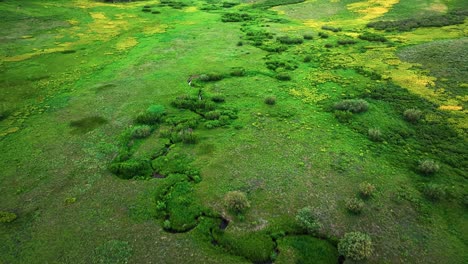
[0,0,467,263]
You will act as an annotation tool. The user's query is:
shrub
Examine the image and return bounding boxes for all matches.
[359,182,376,198]
[324,43,333,48]
[230,67,246,76]
[359,32,387,42]
[211,95,225,103]
[221,12,252,22]
[136,104,166,124]
[205,111,221,120]
[334,99,369,113]
[422,184,445,201]
[321,25,341,32]
[337,39,357,45]
[131,125,152,139]
[0,211,17,223]
[224,191,250,213]
[295,207,322,234]
[171,96,216,112]
[334,110,353,123]
[264,96,276,105]
[276,72,291,81]
[109,159,152,179]
[237,41,243,46]
[277,36,303,45]
[346,198,364,214]
[368,128,382,142]
[318,32,329,38]
[172,128,197,144]
[303,34,314,40]
[418,159,440,175]
[403,108,423,123]
[338,232,373,261]
[303,55,312,62]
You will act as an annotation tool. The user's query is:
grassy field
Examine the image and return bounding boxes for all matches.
[1,0,467,263]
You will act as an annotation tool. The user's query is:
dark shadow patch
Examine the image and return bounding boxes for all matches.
[70,116,108,134]
[61,50,76,54]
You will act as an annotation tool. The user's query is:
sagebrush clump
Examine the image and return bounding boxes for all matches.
[346,198,364,214]
[403,108,423,123]
[295,207,322,234]
[0,211,17,223]
[338,232,373,261]
[418,159,440,175]
[136,104,165,124]
[334,99,369,113]
[131,125,152,139]
[264,96,276,105]
[224,191,250,213]
[359,182,376,198]
[422,184,445,201]
[368,128,382,142]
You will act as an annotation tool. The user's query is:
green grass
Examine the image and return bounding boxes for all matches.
[1,0,467,263]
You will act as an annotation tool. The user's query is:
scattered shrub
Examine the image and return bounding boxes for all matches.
[418,159,440,175]
[264,96,276,105]
[295,207,322,234]
[230,67,246,76]
[303,34,314,40]
[109,159,152,179]
[277,36,303,45]
[131,125,152,139]
[171,96,216,112]
[303,55,312,62]
[338,232,373,261]
[346,198,364,214]
[324,43,333,48]
[334,110,353,123]
[142,8,151,12]
[265,59,297,71]
[222,2,238,8]
[321,25,341,32]
[136,104,166,124]
[211,95,225,103]
[359,32,387,42]
[403,108,423,123]
[422,184,445,201]
[318,32,329,38]
[368,128,382,142]
[359,182,376,198]
[252,0,305,9]
[224,191,250,213]
[334,99,369,113]
[159,0,187,9]
[0,211,17,223]
[337,39,357,45]
[205,110,221,120]
[199,73,224,82]
[237,41,243,46]
[151,10,161,14]
[276,72,291,81]
[172,128,197,144]
[221,12,252,22]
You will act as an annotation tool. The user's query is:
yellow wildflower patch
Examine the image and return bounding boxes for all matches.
[289,87,330,104]
[347,0,399,21]
[116,37,138,51]
[439,105,463,111]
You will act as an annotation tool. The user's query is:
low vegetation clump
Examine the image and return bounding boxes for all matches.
[131,125,152,139]
[418,159,440,175]
[337,39,357,45]
[338,232,373,261]
[136,104,166,125]
[346,198,364,214]
[318,32,329,38]
[334,110,353,123]
[211,95,225,103]
[252,0,305,9]
[422,184,445,201]
[221,12,253,22]
[334,99,369,113]
[368,128,382,142]
[321,25,341,32]
[199,73,224,82]
[159,0,187,9]
[264,96,276,105]
[303,34,313,40]
[359,182,376,198]
[359,32,387,42]
[295,207,322,234]
[303,55,312,62]
[204,110,221,120]
[109,159,152,179]
[276,72,291,81]
[0,211,17,223]
[230,67,245,77]
[171,96,216,112]
[277,36,304,45]
[224,191,250,213]
[403,108,423,123]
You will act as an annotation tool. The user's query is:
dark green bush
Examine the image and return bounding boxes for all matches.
[422,184,445,201]
[276,72,291,81]
[303,34,314,40]
[165,181,203,232]
[321,25,341,32]
[318,32,329,38]
[368,128,382,142]
[109,159,152,179]
[264,96,276,105]
[205,110,221,120]
[265,59,297,71]
[236,41,243,46]
[334,99,369,113]
[295,207,322,234]
[337,39,357,45]
[303,55,312,62]
[136,104,166,125]
[221,12,253,22]
[324,43,333,48]
[403,108,423,123]
[418,159,440,175]
[131,125,152,139]
[277,36,304,45]
[224,191,250,213]
[159,0,187,9]
[346,198,364,214]
[230,67,246,76]
[334,110,353,123]
[359,32,387,42]
[359,182,376,198]
[338,232,373,261]
[199,73,224,82]
[214,232,275,263]
[211,95,225,103]
[0,211,17,223]
[171,96,216,112]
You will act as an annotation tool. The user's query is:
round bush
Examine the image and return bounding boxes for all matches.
[276,72,291,81]
[338,232,373,261]
[136,104,165,124]
[295,207,322,234]
[346,198,364,214]
[334,99,369,113]
[359,182,376,198]
[418,159,440,175]
[368,128,382,142]
[205,111,221,120]
[264,96,276,105]
[0,211,17,223]
[131,125,152,139]
[224,191,250,213]
[422,184,445,201]
[403,108,422,123]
